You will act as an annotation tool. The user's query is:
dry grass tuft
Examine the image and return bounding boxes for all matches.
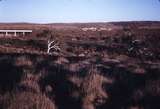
[81,68,109,109]
[14,56,33,67]
[2,92,56,109]
[18,73,41,93]
[69,67,113,109]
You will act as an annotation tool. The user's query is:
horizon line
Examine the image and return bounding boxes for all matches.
[0,20,160,24]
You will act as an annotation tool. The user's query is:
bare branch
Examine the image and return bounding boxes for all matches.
[47,40,60,54]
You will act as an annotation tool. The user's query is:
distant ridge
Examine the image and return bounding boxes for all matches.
[0,21,160,30]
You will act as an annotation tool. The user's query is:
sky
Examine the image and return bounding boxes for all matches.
[0,0,160,23]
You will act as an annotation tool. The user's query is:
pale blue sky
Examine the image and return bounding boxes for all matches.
[0,0,160,23]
